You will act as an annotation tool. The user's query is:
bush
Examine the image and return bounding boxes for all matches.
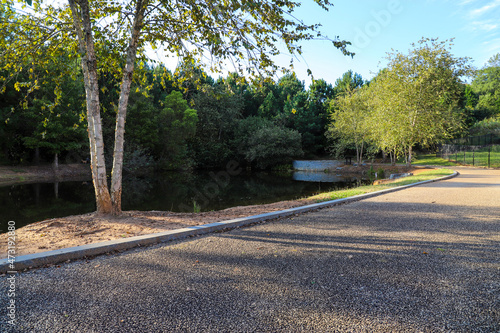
[377,167,385,179]
[236,116,303,169]
[469,117,500,136]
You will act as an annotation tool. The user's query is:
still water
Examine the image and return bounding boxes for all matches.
[0,170,366,232]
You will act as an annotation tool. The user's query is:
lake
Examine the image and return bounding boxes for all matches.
[0,170,367,232]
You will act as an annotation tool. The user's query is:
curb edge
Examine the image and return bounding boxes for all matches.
[0,171,459,273]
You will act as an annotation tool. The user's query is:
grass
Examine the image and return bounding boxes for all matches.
[192,200,201,213]
[413,150,500,168]
[449,151,500,168]
[411,154,458,166]
[309,168,454,203]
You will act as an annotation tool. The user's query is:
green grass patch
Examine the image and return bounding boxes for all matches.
[440,150,500,168]
[412,154,458,166]
[309,168,454,203]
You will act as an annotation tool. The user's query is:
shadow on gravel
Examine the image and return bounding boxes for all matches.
[4,198,498,332]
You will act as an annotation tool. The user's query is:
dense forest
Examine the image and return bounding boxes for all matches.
[1,50,499,171]
[0,64,346,170]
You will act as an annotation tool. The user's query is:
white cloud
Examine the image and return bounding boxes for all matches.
[469,0,500,17]
[470,20,498,31]
[483,38,500,53]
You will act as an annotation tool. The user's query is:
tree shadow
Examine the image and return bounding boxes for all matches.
[4,199,498,332]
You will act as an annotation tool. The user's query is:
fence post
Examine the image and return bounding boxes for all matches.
[472,152,475,166]
[488,146,491,168]
[464,152,466,164]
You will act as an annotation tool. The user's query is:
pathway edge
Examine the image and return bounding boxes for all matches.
[1,171,458,273]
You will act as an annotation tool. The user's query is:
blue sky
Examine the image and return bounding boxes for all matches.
[270,0,500,85]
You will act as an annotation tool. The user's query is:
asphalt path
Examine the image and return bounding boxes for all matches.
[1,167,499,332]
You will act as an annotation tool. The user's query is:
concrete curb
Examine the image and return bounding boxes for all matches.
[0,171,458,273]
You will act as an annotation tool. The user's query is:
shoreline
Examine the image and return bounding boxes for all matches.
[0,164,91,187]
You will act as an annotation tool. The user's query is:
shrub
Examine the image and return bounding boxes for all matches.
[377,167,385,179]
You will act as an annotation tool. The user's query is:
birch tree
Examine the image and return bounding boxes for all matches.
[1,0,352,215]
[369,38,473,166]
[328,87,370,164]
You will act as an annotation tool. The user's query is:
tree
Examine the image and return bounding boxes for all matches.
[368,38,473,166]
[328,87,371,164]
[1,0,352,215]
[334,70,365,96]
[156,91,198,169]
[189,83,243,168]
[235,116,303,169]
[471,53,500,117]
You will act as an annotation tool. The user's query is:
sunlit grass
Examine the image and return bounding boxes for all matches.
[413,152,500,168]
[411,154,458,166]
[309,168,454,203]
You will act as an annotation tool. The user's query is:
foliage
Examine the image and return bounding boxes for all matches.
[0,0,353,214]
[368,38,473,166]
[188,83,242,168]
[244,125,303,169]
[333,70,365,96]
[157,91,198,169]
[471,53,500,117]
[328,87,371,163]
[235,116,303,169]
[0,41,87,164]
[468,116,500,136]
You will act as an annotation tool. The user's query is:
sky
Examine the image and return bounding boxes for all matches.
[272,0,500,86]
[150,0,500,86]
[23,0,500,86]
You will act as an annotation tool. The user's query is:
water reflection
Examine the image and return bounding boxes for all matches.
[0,170,365,232]
[293,171,356,183]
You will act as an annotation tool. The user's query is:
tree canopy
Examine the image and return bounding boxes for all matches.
[471,53,500,117]
[0,0,353,215]
[328,38,474,166]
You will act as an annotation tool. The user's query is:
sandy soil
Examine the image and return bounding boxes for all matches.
[1,164,424,258]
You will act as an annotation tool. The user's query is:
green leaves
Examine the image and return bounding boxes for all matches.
[328,38,472,166]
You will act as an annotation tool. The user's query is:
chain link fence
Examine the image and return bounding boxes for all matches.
[439,134,500,168]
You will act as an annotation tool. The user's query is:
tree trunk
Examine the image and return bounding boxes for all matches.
[110,0,146,215]
[68,0,112,214]
[360,141,364,165]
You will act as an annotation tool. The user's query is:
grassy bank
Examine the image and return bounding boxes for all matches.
[412,154,458,166]
[310,168,454,202]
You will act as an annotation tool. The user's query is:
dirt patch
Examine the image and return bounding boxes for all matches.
[1,198,318,258]
[0,164,432,258]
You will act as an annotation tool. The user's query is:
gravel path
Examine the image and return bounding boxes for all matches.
[1,167,499,332]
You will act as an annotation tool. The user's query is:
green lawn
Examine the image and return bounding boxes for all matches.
[411,154,458,166]
[309,168,455,203]
[413,152,500,168]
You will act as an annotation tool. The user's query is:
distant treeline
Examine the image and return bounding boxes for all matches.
[0,63,361,170]
[1,54,498,170]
